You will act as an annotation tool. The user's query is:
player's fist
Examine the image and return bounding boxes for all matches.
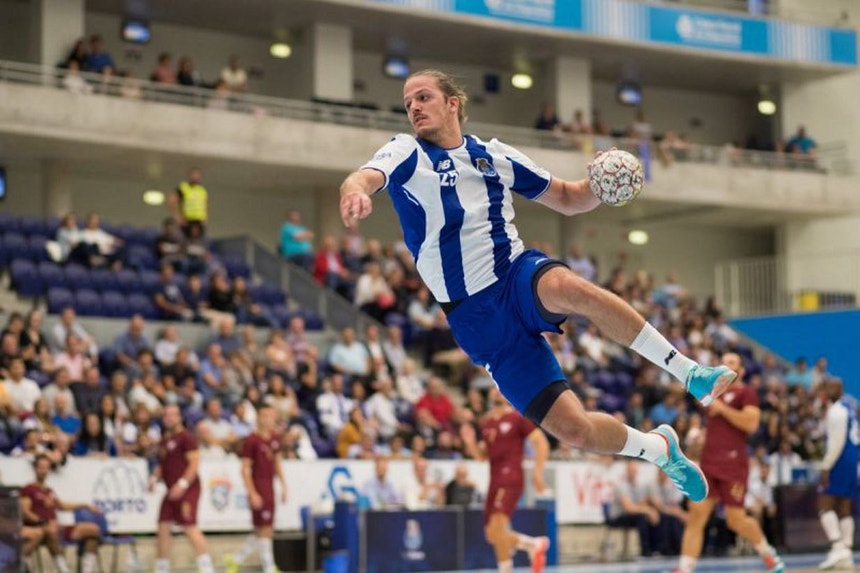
[707,399,726,417]
[250,492,264,510]
[340,192,373,228]
[532,472,546,494]
[168,484,186,500]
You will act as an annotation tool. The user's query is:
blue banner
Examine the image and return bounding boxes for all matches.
[364,510,461,572]
[364,0,857,66]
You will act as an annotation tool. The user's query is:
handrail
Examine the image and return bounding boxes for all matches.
[0,58,851,174]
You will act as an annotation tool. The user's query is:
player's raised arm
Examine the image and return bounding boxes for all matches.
[708,399,761,435]
[536,177,601,216]
[339,169,383,227]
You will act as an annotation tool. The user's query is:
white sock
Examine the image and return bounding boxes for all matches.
[53,555,70,573]
[619,426,668,463]
[754,540,774,557]
[498,559,513,573]
[234,534,259,563]
[260,537,276,573]
[630,323,696,383]
[196,554,214,573]
[822,510,845,547]
[515,533,538,552]
[81,553,97,573]
[155,558,170,573]
[678,555,697,573]
[841,516,855,549]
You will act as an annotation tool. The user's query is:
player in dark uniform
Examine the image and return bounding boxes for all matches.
[674,353,784,573]
[20,454,102,573]
[148,404,214,573]
[226,405,288,573]
[480,388,550,573]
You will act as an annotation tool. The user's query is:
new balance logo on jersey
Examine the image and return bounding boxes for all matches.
[664,350,677,366]
[436,159,452,170]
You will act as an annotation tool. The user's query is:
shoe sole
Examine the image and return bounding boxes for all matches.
[657,424,709,501]
[531,538,549,573]
[699,370,738,407]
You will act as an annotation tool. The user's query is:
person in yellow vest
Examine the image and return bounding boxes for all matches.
[170,167,209,236]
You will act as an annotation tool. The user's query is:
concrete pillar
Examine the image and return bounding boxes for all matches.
[312,23,353,102]
[548,56,592,128]
[42,159,73,217]
[30,0,85,68]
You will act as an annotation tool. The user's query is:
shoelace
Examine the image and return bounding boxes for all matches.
[660,457,690,492]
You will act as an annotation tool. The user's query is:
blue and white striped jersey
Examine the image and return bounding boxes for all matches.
[361,133,551,303]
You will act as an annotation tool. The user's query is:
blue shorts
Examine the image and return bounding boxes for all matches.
[824,455,859,498]
[444,249,567,419]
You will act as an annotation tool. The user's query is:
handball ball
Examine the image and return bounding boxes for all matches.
[588,149,644,207]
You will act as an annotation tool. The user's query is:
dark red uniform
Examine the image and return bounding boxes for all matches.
[157,429,201,526]
[481,409,536,523]
[20,483,73,540]
[700,384,759,507]
[241,431,281,527]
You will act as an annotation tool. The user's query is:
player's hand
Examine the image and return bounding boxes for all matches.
[280,489,288,505]
[340,192,373,228]
[88,504,102,514]
[708,399,726,417]
[647,507,660,525]
[147,476,158,493]
[168,484,186,500]
[250,492,264,510]
[819,470,830,489]
[532,472,547,495]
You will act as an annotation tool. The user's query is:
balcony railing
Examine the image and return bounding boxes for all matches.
[633,0,852,28]
[0,59,850,174]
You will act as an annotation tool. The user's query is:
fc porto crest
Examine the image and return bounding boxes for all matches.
[475,157,497,177]
[208,477,232,512]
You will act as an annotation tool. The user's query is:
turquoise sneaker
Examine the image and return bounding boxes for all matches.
[651,424,709,502]
[685,364,737,407]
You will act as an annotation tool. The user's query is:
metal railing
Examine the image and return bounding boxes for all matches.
[212,237,382,333]
[634,0,853,27]
[0,59,850,175]
[716,252,860,317]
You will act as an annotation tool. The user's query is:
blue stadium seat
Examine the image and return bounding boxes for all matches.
[63,264,92,291]
[90,268,119,293]
[115,269,140,293]
[302,309,325,331]
[113,224,135,243]
[259,282,287,306]
[2,232,28,263]
[101,290,129,318]
[26,234,49,262]
[18,217,44,237]
[138,269,162,295]
[223,257,251,279]
[38,261,65,293]
[47,287,74,314]
[138,227,160,247]
[0,213,19,234]
[126,244,158,271]
[127,293,157,319]
[10,259,41,298]
[43,217,61,236]
[271,305,292,328]
[75,289,103,317]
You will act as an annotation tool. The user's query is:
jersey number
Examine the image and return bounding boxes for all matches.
[438,171,459,187]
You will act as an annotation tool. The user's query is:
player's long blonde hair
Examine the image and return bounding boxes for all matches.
[408,69,469,125]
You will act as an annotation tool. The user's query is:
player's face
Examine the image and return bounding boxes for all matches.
[34,459,51,482]
[163,406,181,431]
[488,388,506,407]
[403,76,456,142]
[257,407,276,432]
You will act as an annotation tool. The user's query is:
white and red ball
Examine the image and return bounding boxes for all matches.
[588,149,644,207]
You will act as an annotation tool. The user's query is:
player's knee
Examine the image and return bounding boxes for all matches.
[725,511,746,532]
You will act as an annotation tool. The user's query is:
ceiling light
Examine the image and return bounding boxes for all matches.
[628,229,649,245]
[757,99,776,115]
[270,43,292,59]
[511,73,533,90]
[142,190,165,206]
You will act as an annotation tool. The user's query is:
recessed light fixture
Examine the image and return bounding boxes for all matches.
[628,229,649,245]
[142,190,165,206]
[511,73,533,90]
[757,99,776,115]
[270,43,292,59]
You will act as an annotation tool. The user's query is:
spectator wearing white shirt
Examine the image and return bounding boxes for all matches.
[404,458,443,510]
[396,358,424,405]
[769,439,803,486]
[365,379,400,440]
[746,460,777,542]
[62,60,92,95]
[316,375,353,439]
[154,325,181,366]
[354,262,395,322]
[42,367,77,416]
[382,325,408,376]
[220,55,248,93]
[52,307,98,359]
[4,357,41,415]
[328,327,371,380]
[197,398,238,456]
[363,324,390,381]
[77,212,123,268]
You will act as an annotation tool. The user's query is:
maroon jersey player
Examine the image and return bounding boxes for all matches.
[148,404,214,573]
[479,388,550,573]
[674,353,784,573]
[225,405,288,573]
[20,454,102,573]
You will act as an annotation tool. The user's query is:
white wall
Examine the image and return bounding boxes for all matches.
[592,80,756,146]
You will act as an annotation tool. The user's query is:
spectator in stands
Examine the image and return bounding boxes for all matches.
[208,274,238,328]
[760,354,786,386]
[649,470,687,555]
[198,343,229,402]
[746,460,778,544]
[120,402,161,459]
[107,371,131,420]
[630,108,653,142]
[154,325,182,367]
[114,315,150,374]
[0,332,19,377]
[286,316,317,367]
[444,463,476,506]
[786,357,814,389]
[232,276,278,328]
[405,457,443,509]
[170,167,208,236]
[363,324,390,381]
[769,438,803,485]
[78,212,123,269]
[207,79,232,110]
[534,102,561,131]
[197,398,238,456]
[51,393,80,437]
[62,60,93,95]
[264,374,300,423]
[365,378,401,441]
[382,325,408,376]
[396,358,424,405]
[328,327,372,381]
[98,394,119,439]
[82,35,114,74]
[21,310,51,371]
[428,430,461,460]
[415,377,454,434]
[408,285,453,367]
[4,356,41,416]
[703,313,738,353]
[62,38,88,69]
[54,212,81,264]
[317,375,353,439]
[363,457,402,509]
[566,109,592,135]
[279,209,315,270]
[211,319,241,356]
[52,307,98,359]
[785,126,817,155]
[73,366,105,415]
[811,356,832,386]
[354,261,396,322]
[43,367,76,416]
[220,55,248,93]
[314,235,353,299]
[566,244,596,282]
[156,217,185,269]
[151,52,177,84]
[73,412,116,457]
[182,221,210,275]
[649,392,681,427]
[336,406,366,458]
[176,56,203,87]
[607,461,663,557]
[53,333,91,382]
[264,331,297,380]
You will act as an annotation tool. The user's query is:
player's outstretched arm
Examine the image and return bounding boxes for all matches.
[339,169,384,227]
[528,429,550,493]
[536,177,601,216]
